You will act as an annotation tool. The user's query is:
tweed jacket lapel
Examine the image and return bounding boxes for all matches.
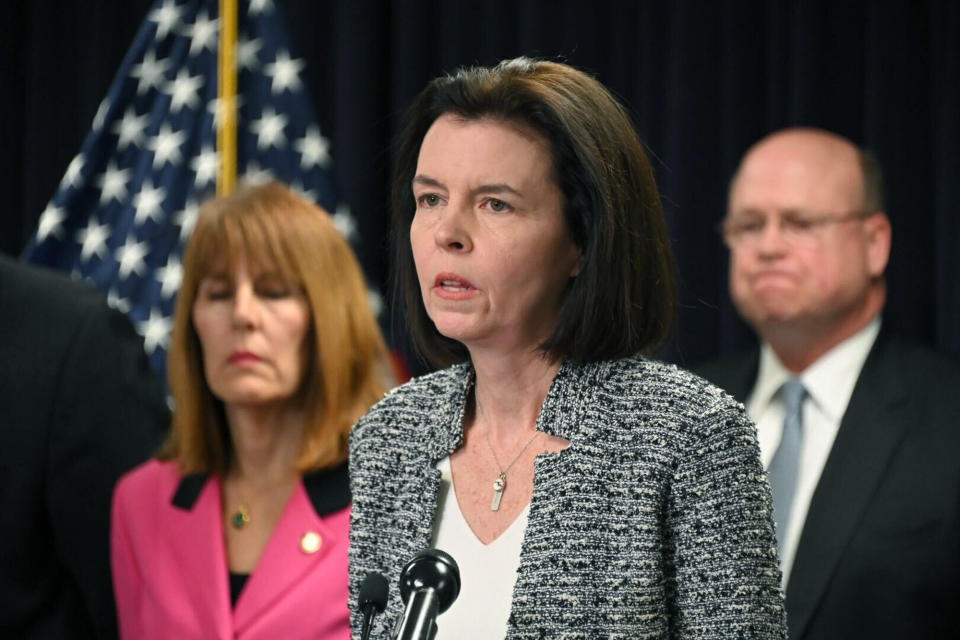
[786,332,911,638]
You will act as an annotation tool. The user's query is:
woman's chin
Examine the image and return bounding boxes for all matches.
[217,385,297,410]
[431,315,485,345]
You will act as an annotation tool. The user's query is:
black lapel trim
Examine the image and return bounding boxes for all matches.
[169,463,350,515]
[303,460,351,516]
[171,472,210,510]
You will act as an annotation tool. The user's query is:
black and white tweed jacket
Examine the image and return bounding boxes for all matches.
[349,356,787,639]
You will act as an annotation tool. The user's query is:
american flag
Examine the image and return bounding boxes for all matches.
[22,0,375,379]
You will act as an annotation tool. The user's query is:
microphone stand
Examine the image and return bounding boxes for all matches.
[394,587,440,640]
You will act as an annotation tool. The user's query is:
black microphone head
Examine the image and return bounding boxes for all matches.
[359,572,389,613]
[398,548,460,614]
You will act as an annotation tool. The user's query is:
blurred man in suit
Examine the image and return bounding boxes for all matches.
[697,128,960,639]
[0,254,168,639]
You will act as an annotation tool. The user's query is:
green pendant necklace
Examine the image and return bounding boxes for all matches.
[231,504,251,529]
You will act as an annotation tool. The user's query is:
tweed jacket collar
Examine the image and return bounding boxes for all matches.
[420,358,608,462]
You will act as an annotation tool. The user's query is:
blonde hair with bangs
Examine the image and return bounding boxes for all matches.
[159,181,388,475]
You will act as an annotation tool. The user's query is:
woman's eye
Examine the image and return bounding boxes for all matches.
[259,287,290,299]
[417,193,442,207]
[256,280,294,299]
[204,288,232,300]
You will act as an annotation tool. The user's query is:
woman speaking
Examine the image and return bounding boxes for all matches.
[112,182,388,639]
[349,58,787,638]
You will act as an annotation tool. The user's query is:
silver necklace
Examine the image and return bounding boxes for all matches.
[485,426,542,512]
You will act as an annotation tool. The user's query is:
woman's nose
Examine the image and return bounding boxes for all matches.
[434,206,472,253]
[231,285,258,329]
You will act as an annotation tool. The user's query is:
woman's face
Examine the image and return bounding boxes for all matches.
[192,254,311,408]
[410,114,582,355]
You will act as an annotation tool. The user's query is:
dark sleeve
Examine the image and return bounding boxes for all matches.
[667,399,787,638]
[44,300,169,640]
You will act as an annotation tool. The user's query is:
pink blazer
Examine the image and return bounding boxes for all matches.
[111,459,351,640]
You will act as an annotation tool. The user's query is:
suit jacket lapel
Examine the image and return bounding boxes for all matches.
[786,333,910,638]
[169,474,232,639]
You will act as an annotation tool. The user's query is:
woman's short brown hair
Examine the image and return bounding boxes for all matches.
[392,57,676,368]
[160,181,388,474]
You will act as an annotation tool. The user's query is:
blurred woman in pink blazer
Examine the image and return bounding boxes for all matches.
[111,182,389,639]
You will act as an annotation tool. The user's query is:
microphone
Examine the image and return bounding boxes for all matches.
[359,572,389,640]
[393,549,460,640]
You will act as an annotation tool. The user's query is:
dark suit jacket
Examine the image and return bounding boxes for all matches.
[696,329,960,640]
[0,255,169,639]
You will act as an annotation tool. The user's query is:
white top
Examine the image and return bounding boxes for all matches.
[747,317,881,586]
[431,456,528,639]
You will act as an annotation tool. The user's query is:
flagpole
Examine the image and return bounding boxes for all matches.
[217,0,238,195]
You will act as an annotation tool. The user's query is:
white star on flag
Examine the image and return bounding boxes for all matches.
[237,36,262,71]
[97,161,131,205]
[60,154,85,189]
[249,0,274,15]
[291,181,318,203]
[332,203,357,240]
[241,160,275,186]
[147,123,187,169]
[207,95,245,127]
[183,10,219,56]
[165,69,204,113]
[191,146,219,186]
[148,0,183,40]
[37,203,67,241]
[112,107,148,150]
[138,308,173,354]
[107,288,131,314]
[175,200,199,242]
[133,179,167,225]
[155,257,183,299]
[293,126,330,169]
[367,289,384,317]
[116,235,149,279]
[264,50,304,94]
[250,107,288,150]
[130,49,170,95]
[77,217,111,261]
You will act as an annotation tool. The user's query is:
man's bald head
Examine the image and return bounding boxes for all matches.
[731,128,885,215]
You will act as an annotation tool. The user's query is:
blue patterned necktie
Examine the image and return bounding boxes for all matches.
[768,378,806,556]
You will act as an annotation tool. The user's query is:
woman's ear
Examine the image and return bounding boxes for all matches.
[570,251,585,278]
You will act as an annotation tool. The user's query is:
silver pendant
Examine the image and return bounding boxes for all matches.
[491,472,506,511]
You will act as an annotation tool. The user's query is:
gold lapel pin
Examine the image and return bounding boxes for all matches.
[300,531,322,554]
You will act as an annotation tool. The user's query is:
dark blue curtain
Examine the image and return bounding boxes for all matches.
[2,0,957,367]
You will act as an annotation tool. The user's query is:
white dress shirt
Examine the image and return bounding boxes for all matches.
[746,317,880,586]
[431,457,528,639]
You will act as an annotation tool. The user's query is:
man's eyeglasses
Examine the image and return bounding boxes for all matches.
[719,210,876,247]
